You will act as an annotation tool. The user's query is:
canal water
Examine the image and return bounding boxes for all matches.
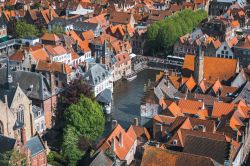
[102,69,160,137]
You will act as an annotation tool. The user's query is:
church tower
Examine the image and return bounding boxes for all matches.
[194,45,204,83]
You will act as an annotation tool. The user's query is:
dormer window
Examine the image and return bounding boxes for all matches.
[173,139,178,145]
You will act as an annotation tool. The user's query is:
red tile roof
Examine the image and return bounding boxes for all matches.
[212,102,235,118]
[98,124,137,160]
[182,55,238,83]
[41,33,60,42]
[36,60,72,74]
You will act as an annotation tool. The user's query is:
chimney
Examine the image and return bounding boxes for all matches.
[62,63,65,73]
[111,138,115,151]
[49,5,53,21]
[50,72,55,95]
[202,126,206,132]
[133,118,139,126]
[118,132,123,147]
[21,127,27,145]
[112,120,118,129]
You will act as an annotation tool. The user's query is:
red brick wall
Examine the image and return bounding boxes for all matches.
[31,152,47,166]
[43,96,57,129]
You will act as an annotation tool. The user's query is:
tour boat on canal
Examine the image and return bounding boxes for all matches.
[125,72,137,81]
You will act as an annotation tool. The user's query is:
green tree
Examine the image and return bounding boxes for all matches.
[146,9,208,55]
[0,150,27,166]
[62,126,83,166]
[65,96,105,141]
[15,21,38,38]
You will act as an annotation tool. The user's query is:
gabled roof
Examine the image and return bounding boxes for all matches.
[141,145,218,166]
[41,33,60,42]
[40,9,59,24]
[36,60,72,74]
[0,69,52,100]
[183,135,229,164]
[25,135,45,157]
[0,135,16,153]
[233,81,250,105]
[110,11,134,25]
[44,45,68,56]
[83,63,111,86]
[178,99,204,115]
[212,101,235,118]
[128,125,151,140]
[98,124,137,160]
[182,55,238,83]
[183,76,196,91]
[82,30,95,41]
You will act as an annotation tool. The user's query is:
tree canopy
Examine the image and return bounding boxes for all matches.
[15,21,39,38]
[62,96,105,165]
[63,78,94,106]
[65,95,105,140]
[146,9,208,55]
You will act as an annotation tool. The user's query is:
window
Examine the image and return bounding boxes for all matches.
[0,121,3,134]
[17,105,24,124]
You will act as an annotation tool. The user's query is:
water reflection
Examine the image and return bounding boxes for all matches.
[102,69,160,137]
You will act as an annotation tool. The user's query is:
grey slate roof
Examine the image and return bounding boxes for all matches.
[83,63,111,86]
[155,77,178,99]
[32,105,44,119]
[0,135,16,153]
[73,21,98,31]
[183,135,229,165]
[25,136,45,157]
[0,68,52,101]
[231,69,248,88]
[0,86,17,107]
[89,150,113,166]
[96,88,112,104]
[49,16,84,26]
[233,81,250,105]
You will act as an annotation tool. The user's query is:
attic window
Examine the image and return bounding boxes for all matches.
[173,139,178,145]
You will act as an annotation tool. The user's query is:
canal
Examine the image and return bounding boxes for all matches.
[102,69,160,137]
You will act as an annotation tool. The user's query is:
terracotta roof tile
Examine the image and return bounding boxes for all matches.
[41,33,60,42]
[153,115,176,125]
[184,76,196,91]
[182,55,238,83]
[40,9,58,24]
[168,102,183,117]
[127,125,151,140]
[36,60,72,74]
[9,50,24,62]
[98,124,136,160]
[82,30,95,41]
[141,145,216,166]
[178,99,204,115]
[212,101,235,118]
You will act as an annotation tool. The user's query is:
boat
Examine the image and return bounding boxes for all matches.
[125,72,137,81]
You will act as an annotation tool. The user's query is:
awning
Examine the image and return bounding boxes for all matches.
[96,89,112,104]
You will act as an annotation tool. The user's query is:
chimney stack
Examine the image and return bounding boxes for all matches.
[49,5,53,21]
[133,118,138,126]
[21,127,27,145]
[118,132,123,147]
[111,138,115,151]
[112,120,118,129]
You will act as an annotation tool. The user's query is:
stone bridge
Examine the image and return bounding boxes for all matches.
[133,55,184,73]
